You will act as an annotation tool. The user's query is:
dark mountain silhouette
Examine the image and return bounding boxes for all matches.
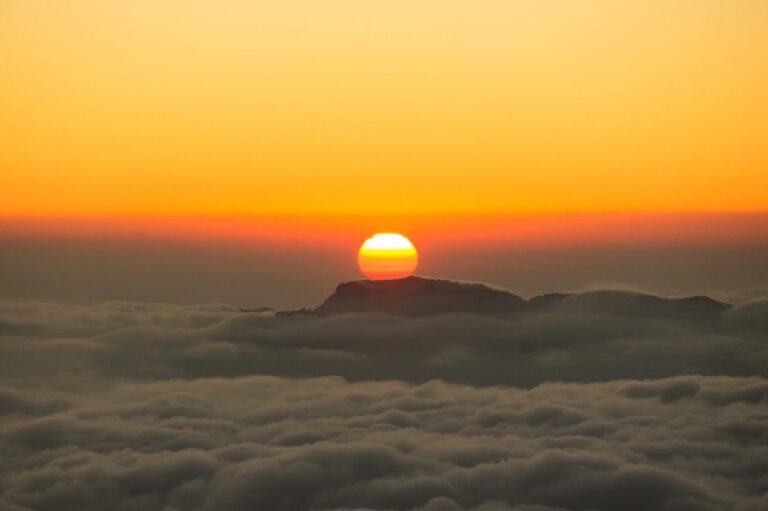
[534,290,731,323]
[315,276,528,316]
[309,276,731,321]
[239,306,275,314]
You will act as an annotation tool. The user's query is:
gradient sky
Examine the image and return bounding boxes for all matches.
[3,213,768,307]
[1,1,767,306]
[2,0,767,217]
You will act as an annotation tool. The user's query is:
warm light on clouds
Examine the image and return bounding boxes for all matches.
[1,0,766,217]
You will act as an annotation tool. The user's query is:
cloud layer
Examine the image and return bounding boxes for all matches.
[1,295,766,387]
[1,296,767,510]
[2,375,768,510]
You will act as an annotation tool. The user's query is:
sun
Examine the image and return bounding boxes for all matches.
[358,233,418,280]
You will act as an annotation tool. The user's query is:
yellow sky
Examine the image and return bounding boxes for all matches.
[1,0,766,216]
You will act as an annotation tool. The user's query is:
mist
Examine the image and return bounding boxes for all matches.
[2,237,767,308]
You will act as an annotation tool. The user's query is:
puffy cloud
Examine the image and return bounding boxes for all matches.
[1,375,766,510]
[1,294,767,388]
[0,388,69,416]
[1,295,767,509]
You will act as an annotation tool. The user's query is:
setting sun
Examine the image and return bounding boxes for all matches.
[358,233,418,280]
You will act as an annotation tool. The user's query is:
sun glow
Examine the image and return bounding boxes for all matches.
[358,233,418,280]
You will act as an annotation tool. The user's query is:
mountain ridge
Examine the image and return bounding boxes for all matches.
[297,276,732,321]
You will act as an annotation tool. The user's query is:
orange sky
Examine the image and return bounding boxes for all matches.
[1,1,767,220]
[3,213,767,249]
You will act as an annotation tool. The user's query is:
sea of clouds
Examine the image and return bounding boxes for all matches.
[1,294,767,510]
